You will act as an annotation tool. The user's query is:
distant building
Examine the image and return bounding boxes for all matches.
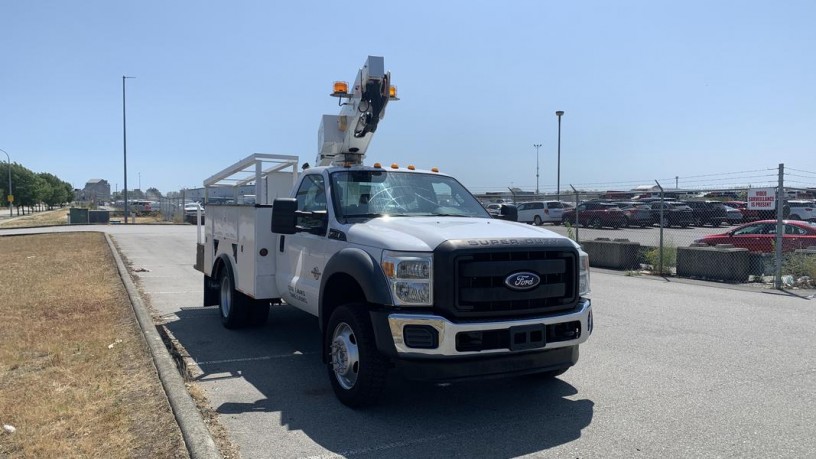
[82,179,111,203]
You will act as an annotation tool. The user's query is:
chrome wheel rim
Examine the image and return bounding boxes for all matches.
[330,322,359,390]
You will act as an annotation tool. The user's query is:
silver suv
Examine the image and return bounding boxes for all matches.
[787,201,816,222]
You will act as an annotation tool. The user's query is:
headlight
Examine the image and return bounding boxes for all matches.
[381,251,433,306]
[579,250,591,296]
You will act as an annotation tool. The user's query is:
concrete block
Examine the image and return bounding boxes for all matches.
[677,245,751,282]
[580,238,641,269]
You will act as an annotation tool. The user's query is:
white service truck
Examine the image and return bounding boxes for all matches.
[194,56,593,407]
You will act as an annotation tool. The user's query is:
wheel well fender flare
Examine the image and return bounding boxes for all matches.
[319,248,391,329]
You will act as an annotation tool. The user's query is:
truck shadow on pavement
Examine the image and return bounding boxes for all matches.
[165,305,594,458]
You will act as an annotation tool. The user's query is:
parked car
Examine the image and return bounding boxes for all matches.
[723,205,743,224]
[787,200,816,222]
[724,200,792,222]
[611,201,652,228]
[484,203,502,217]
[516,200,570,225]
[184,202,205,217]
[129,200,154,215]
[649,201,694,227]
[562,202,626,229]
[695,220,816,252]
[683,200,729,227]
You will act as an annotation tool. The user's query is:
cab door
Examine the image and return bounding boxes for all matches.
[275,173,330,316]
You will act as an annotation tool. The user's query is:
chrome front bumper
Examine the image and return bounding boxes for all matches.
[387,298,592,357]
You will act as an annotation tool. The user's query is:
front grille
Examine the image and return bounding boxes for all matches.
[434,239,579,319]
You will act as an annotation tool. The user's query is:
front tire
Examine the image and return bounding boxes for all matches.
[533,215,543,226]
[326,305,389,408]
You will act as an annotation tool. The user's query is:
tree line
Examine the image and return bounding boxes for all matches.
[0,162,74,216]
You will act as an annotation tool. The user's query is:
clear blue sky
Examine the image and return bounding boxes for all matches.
[2,0,814,195]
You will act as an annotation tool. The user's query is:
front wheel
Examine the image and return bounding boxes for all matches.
[533,215,543,226]
[326,305,390,408]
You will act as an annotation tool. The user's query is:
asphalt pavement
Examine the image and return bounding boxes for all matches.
[1,223,814,458]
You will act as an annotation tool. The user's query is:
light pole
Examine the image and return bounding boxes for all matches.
[555,110,564,201]
[138,172,141,192]
[533,144,542,196]
[123,75,135,223]
[0,148,11,216]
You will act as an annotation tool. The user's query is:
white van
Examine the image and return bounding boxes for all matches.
[516,201,571,225]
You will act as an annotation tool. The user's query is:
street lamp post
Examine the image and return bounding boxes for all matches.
[0,148,12,216]
[123,75,135,223]
[555,110,564,201]
[533,144,542,196]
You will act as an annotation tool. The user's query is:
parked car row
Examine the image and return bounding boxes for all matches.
[484,198,816,230]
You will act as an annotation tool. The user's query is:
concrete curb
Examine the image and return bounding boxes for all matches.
[105,233,221,459]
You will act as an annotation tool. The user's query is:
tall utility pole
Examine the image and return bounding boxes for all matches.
[533,144,542,195]
[123,76,134,223]
[0,148,12,216]
[555,110,564,201]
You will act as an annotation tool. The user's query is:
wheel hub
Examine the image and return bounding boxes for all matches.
[330,323,359,390]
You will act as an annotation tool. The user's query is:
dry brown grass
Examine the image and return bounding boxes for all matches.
[0,209,70,228]
[0,233,187,458]
[0,209,169,228]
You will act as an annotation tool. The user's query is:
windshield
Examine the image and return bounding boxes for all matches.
[330,170,490,219]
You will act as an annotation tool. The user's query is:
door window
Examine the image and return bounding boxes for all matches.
[295,174,327,234]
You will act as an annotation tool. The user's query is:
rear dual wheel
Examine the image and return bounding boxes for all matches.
[219,263,269,329]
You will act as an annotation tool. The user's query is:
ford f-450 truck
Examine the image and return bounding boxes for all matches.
[194,56,593,407]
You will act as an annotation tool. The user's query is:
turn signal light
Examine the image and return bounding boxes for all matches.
[389,85,397,98]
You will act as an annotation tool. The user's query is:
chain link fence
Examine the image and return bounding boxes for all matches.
[480,164,816,290]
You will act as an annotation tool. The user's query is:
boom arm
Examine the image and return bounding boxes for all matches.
[317,56,397,167]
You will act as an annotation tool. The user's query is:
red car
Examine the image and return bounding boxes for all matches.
[695,220,816,252]
[562,202,626,229]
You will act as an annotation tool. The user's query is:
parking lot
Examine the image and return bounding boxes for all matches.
[1,224,813,457]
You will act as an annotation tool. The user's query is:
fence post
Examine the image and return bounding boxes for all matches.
[655,180,665,275]
[774,163,784,289]
[570,185,579,243]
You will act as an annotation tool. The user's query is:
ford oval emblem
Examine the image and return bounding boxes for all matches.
[504,272,541,291]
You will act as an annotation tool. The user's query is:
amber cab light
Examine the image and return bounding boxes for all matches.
[333,81,349,94]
